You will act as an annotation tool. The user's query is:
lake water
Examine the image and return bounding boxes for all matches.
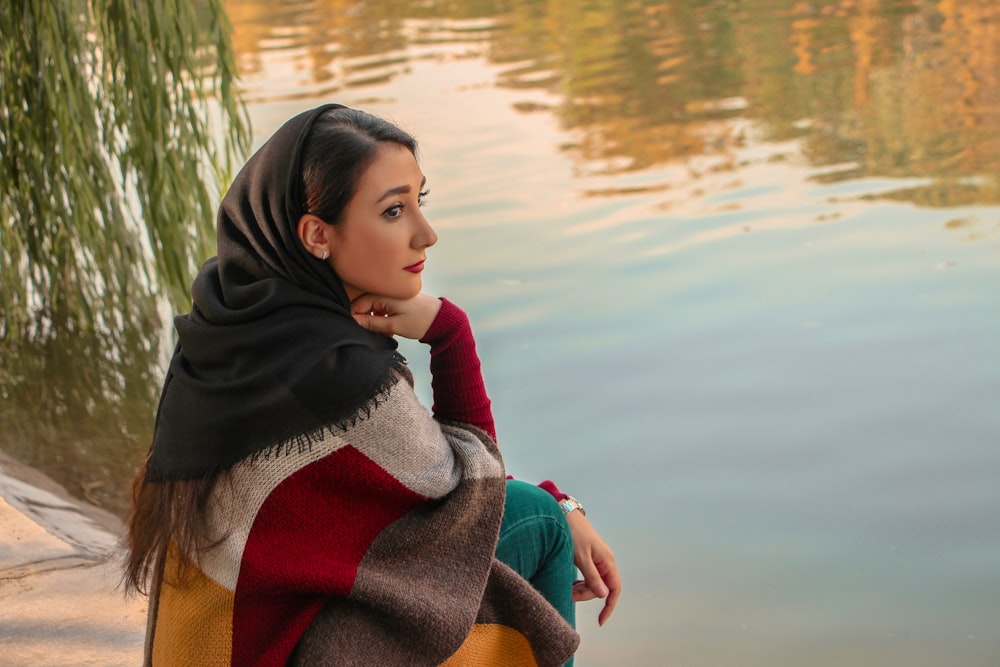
[6,0,1000,664]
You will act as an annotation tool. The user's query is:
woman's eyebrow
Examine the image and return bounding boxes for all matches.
[376,176,427,203]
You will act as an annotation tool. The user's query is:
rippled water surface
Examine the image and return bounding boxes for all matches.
[6,1,1000,664]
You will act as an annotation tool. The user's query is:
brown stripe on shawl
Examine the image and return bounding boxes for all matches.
[291,421,578,666]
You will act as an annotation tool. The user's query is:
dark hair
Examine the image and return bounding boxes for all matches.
[122,453,222,595]
[300,107,418,224]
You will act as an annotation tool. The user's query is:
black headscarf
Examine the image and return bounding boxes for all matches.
[146,104,405,481]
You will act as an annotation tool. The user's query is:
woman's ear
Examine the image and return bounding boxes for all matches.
[297,214,332,259]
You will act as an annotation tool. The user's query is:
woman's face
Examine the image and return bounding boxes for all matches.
[326,143,437,301]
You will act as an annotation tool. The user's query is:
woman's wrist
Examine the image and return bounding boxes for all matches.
[418,297,467,345]
[349,292,442,340]
[410,293,444,340]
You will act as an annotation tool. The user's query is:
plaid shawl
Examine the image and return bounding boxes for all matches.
[144,372,579,666]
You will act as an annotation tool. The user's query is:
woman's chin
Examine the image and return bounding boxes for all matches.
[380,285,423,301]
[347,280,422,302]
[396,280,423,300]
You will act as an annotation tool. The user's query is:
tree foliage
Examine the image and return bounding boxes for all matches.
[0,0,249,514]
[0,0,250,337]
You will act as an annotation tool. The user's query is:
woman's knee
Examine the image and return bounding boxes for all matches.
[497,480,577,633]
[503,480,566,528]
[500,480,573,559]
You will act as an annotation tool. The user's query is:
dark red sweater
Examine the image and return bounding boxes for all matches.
[420,298,566,501]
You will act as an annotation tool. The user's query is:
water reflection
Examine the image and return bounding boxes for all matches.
[0,303,161,517]
[227,0,999,205]
[2,0,995,574]
[3,1,999,663]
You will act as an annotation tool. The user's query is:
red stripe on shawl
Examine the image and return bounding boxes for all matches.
[231,445,426,666]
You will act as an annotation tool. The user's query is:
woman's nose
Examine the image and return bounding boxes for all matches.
[413,209,437,249]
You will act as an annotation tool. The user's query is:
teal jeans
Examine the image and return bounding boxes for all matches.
[496,480,577,665]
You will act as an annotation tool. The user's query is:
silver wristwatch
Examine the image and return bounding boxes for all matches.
[558,495,586,516]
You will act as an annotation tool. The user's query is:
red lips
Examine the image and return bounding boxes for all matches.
[404,260,425,273]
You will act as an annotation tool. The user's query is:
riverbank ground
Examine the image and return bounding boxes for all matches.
[0,450,145,666]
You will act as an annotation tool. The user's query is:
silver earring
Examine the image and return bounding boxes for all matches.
[321,250,329,261]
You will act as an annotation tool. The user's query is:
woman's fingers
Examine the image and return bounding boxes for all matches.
[351,293,441,339]
[351,295,397,335]
[565,510,621,625]
[571,579,600,602]
[575,545,610,599]
[582,548,620,625]
[595,556,622,626]
[351,304,393,333]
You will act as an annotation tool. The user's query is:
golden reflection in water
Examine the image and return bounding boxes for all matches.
[225,0,999,206]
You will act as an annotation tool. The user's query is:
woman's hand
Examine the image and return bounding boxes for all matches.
[351,292,442,340]
[566,510,621,626]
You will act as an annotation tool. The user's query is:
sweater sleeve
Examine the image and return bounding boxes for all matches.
[536,479,568,502]
[419,299,565,502]
[419,298,496,441]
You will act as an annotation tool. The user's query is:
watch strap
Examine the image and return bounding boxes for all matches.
[558,495,585,516]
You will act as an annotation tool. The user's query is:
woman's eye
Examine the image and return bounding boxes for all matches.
[418,188,430,207]
[383,204,403,219]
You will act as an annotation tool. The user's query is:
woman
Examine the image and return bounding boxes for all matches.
[124,104,620,666]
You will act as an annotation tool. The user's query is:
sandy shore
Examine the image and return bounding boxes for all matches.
[0,449,145,666]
